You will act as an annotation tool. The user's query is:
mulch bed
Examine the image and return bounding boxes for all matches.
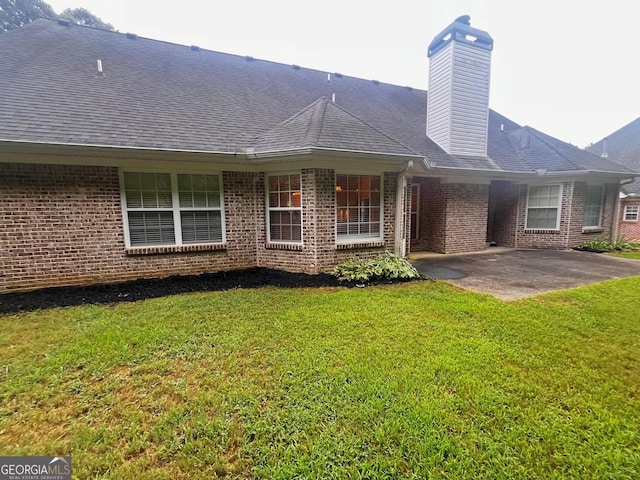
[0,268,342,314]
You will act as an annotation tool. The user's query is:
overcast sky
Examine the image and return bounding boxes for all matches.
[46,0,639,149]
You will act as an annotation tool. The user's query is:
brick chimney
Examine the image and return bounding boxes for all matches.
[427,15,493,157]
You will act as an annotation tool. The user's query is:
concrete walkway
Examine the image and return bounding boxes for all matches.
[410,248,640,300]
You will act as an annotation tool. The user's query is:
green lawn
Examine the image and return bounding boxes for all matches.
[609,251,640,260]
[1,278,640,479]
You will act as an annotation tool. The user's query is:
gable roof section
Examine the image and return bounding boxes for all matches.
[506,126,635,175]
[0,18,635,179]
[586,118,640,194]
[253,97,417,157]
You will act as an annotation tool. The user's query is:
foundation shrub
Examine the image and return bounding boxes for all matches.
[332,252,420,283]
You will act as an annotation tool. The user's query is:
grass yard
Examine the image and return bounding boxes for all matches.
[1,278,640,479]
[609,251,640,261]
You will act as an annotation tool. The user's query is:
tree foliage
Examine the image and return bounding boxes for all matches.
[0,0,55,32]
[0,0,113,33]
[59,7,113,30]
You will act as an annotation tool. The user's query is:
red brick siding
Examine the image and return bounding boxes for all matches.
[0,164,258,292]
[618,197,640,241]
[567,182,617,247]
[443,183,489,253]
[409,178,488,253]
[514,181,618,250]
[257,169,322,274]
[515,182,572,249]
[265,169,397,273]
[1,164,401,292]
[410,177,446,252]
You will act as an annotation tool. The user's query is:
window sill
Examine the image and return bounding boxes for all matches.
[265,242,303,251]
[126,243,227,256]
[336,240,385,250]
[524,229,560,235]
[582,227,604,234]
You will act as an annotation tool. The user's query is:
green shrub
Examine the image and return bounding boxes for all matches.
[610,235,640,251]
[332,251,421,284]
[580,236,640,252]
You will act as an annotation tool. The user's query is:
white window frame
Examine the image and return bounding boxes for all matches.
[623,205,639,222]
[266,172,303,244]
[120,170,226,248]
[335,173,383,243]
[410,183,420,240]
[525,184,563,231]
[583,184,604,228]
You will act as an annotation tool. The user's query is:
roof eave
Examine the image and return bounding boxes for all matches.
[247,146,422,163]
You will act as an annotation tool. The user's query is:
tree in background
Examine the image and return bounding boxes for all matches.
[0,0,113,32]
[1,0,55,31]
[59,7,112,30]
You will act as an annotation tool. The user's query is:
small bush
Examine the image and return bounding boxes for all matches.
[332,252,421,284]
[579,236,640,253]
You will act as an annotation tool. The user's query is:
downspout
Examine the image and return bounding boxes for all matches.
[395,160,414,257]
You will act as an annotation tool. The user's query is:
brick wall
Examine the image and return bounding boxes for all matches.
[618,197,640,241]
[410,177,445,252]
[1,164,401,292]
[259,169,396,273]
[408,178,488,254]
[567,182,618,248]
[513,181,619,250]
[257,169,324,274]
[443,183,489,253]
[514,182,573,249]
[0,164,259,292]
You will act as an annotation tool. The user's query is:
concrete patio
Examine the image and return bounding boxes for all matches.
[410,248,640,300]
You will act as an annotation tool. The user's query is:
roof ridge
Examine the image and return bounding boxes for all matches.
[252,97,327,148]
[305,97,330,147]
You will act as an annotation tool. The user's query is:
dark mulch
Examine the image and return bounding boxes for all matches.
[0,268,342,314]
[572,246,607,253]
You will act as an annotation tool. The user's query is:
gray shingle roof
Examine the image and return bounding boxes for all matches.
[0,18,634,177]
[254,97,416,156]
[586,118,640,194]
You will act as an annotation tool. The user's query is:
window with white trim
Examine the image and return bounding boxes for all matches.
[526,184,562,230]
[624,205,639,222]
[122,172,224,247]
[336,174,381,241]
[583,184,604,228]
[410,183,420,240]
[267,174,302,243]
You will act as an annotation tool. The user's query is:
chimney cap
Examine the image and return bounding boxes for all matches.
[428,15,493,57]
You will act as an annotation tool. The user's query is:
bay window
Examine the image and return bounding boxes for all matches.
[336,174,381,241]
[267,174,302,243]
[583,185,604,228]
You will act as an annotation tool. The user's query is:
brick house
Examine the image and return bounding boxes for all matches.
[0,16,635,293]
[586,118,640,242]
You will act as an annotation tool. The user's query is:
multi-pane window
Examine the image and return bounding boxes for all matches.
[267,174,302,242]
[177,174,223,243]
[123,172,224,247]
[336,174,381,241]
[583,185,604,228]
[526,184,562,230]
[624,205,639,222]
[410,184,420,240]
